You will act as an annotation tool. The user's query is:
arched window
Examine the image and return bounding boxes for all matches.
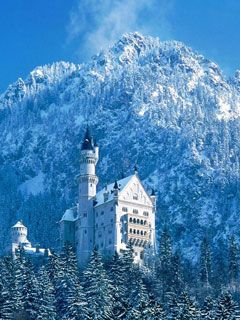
[133,218,136,224]
[137,219,140,224]
[133,193,138,200]
[144,220,147,225]
[129,217,133,223]
[140,220,143,225]
[130,228,132,233]
[133,229,136,234]
[137,230,140,235]
[140,230,143,235]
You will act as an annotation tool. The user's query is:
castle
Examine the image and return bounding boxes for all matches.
[60,127,156,265]
[8,221,50,260]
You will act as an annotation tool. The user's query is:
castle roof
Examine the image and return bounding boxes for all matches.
[95,175,134,207]
[60,207,78,222]
[12,221,26,229]
[81,126,94,151]
[23,247,51,256]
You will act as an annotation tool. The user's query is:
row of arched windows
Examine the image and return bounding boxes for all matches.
[129,228,147,236]
[129,217,147,225]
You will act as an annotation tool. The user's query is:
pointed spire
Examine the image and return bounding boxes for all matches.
[151,188,156,196]
[134,164,138,174]
[81,125,94,150]
[113,180,119,190]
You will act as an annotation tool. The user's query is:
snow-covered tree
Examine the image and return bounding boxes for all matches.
[83,248,113,319]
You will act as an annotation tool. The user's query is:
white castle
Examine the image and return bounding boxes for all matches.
[60,127,156,265]
[9,221,50,258]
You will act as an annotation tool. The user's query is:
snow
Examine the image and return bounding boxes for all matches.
[95,175,134,206]
[12,221,26,229]
[61,208,78,222]
[0,32,240,260]
[19,172,45,196]
[24,247,51,256]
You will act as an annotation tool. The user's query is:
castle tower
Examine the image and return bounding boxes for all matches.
[11,221,31,256]
[77,126,99,265]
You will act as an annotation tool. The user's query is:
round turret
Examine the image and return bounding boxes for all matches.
[11,221,31,247]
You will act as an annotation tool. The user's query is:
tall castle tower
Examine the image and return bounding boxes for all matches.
[76,127,99,265]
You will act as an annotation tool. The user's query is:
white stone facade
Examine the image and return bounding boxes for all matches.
[60,128,156,265]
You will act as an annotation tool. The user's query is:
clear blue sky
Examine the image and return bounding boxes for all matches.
[0,0,240,92]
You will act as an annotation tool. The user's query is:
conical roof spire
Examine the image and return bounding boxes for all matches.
[81,125,94,150]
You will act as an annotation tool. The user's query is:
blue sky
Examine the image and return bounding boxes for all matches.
[0,0,240,92]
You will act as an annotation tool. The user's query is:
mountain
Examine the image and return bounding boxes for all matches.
[0,32,239,260]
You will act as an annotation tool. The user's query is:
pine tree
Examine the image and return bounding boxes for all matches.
[215,292,238,320]
[171,251,184,294]
[228,236,239,289]
[178,291,200,320]
[0,257,15,319]
[158,228,173,300]
[36,266,57,320]
[107,252,128,318]
[201,296,215,320]
[12,252,27,317]
[125,264,149,319]
[142,293,165,320]
[199,238,212,292]
[22,260,40,320]
[83,248,113,319]
[166,292,181,320]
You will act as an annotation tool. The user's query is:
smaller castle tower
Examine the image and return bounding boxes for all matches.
[11,221,31,256]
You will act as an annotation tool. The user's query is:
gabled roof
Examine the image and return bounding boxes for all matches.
[95,175,134,207]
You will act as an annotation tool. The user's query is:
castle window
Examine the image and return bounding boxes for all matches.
[133,229,136,234]
[122,207,128,212]
[140,231,143,235]
[108,230,112,234]
[140,220,143,225]
[109,239,112,244]
[133,209,138,214]
[140,252,144,259]
[111,218,113,223]
[137,230,140,235]
[133,194,138,200]
[133,218,136,224]
[96,223,98,228]
[101,242,103,247]
[129,228,132,233]
[137,219,140,224]
[143,211,149,216]
[83,213,87,217]
[111,207,114,211]
[84,229,87,234]
[144,231,147,236]
[135,252,138,256]
[129,217,133,223]
[98,232,102,238]
[144,220,147,225]
[101,211,104,215]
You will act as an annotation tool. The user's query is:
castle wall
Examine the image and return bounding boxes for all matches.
[94,200,116,258]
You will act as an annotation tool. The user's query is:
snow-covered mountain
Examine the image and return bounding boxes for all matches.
[0,32,239,260]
